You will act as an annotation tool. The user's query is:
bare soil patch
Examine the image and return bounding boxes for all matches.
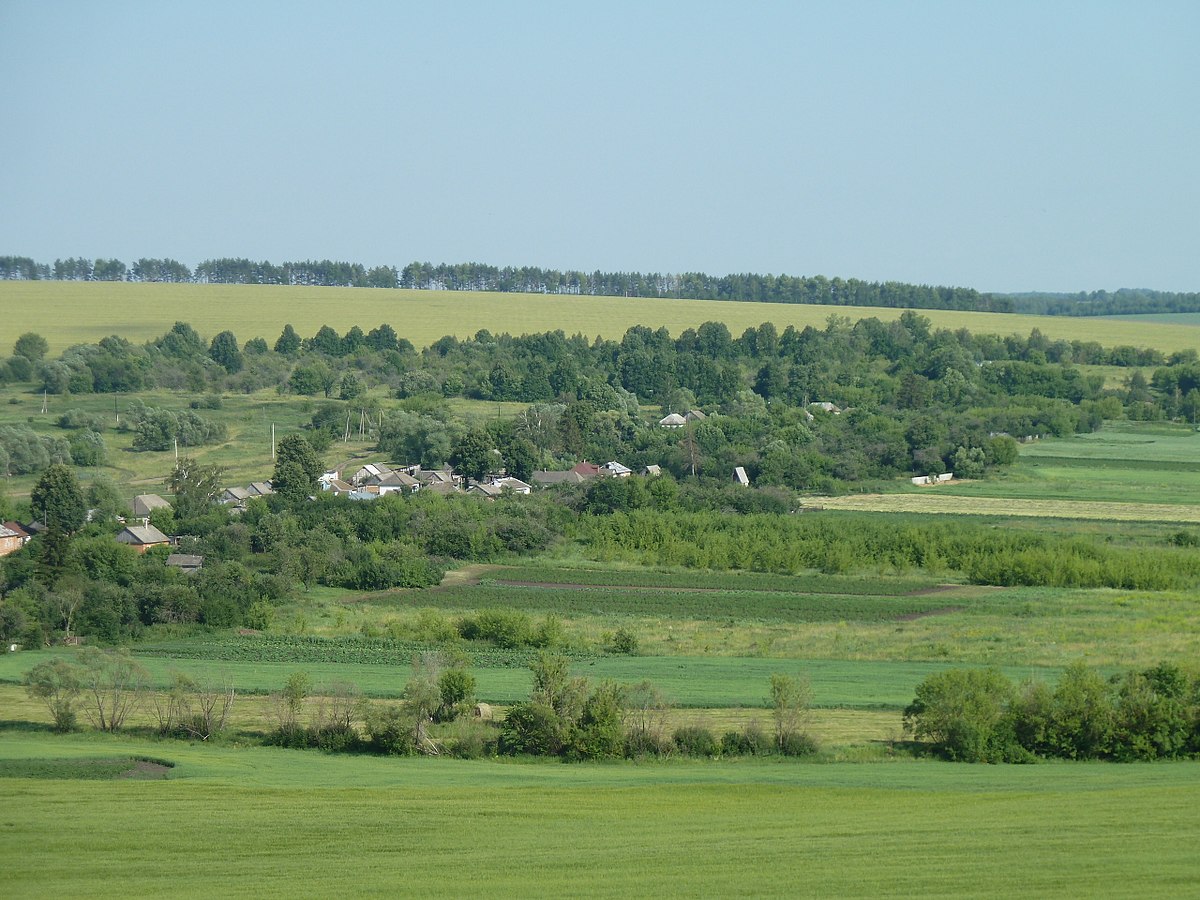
[118,759,172,780]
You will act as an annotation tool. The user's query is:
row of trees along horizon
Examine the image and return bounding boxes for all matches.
[3,312,1200,493]
[3,254,1199,316]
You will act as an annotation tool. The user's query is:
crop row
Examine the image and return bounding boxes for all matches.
[489,565,939,596]
[133,635,594,669]
[420,583,958,624]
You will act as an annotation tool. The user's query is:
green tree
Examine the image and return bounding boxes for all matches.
[769,672,812,752]
[78,647,148,732]
[24,657,82,731]
[449,429,496,481]
[30,463,86,535]
[208,330,244,373]
[436,666,477,723]
[166,457,225,521]
[13,332,49,362]
[272,435,323,501]
[274,324,301,356]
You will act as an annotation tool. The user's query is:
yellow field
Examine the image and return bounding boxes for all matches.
[4,281,1200,353]
[815,492,1200,523]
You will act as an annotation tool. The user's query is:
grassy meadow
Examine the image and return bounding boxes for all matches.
[2,730,1198,898]
[6,279,1200,354]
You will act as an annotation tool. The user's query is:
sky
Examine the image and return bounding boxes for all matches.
[1,1,1197,293]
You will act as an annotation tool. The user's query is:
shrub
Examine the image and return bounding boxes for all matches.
[673,725,718,757]
[499,702,566,756]
[606,627,639,655]
[365,704,415,755]
[778,731,819,757]
[720,720,772,756]
[904,668,1022,762]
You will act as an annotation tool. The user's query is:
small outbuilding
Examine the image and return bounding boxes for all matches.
[658,413,686,429]
[733,466,750,486]
[166,553,204,575]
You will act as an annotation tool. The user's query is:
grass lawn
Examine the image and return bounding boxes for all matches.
[1,730,1197,898]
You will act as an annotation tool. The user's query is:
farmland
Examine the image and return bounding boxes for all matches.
[6,279,1200,354]
[2,282,1200,896]
[821,420,1200,516]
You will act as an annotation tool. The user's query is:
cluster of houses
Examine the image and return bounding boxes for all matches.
[315,459,650,501]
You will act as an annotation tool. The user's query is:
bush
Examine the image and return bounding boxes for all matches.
[446,720,499,759]
[904,668,1022,762]
[673,725,718,757]
[778,731,819,757]
[606,627,639,655]
[457,609,533,648]
[364,704,415,755]
[720,721,772,756]
[499,702,566,756]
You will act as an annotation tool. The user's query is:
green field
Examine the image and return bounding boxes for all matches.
[6,280,1200,354]
[2,730,1197,898]
[821,420,1200,516]
[1,647,1048,709]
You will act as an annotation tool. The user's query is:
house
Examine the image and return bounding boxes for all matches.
[0,523,30,557]
[375,471,421,494]
[166,553,204,575]
[570,461,603,479]
[642,465,662,477]
[658,413,686,429]
[491,476,532,495]
[132,493,171,518]
[116,523,171,553]
[247,481,274,497]
[733,466,750,486]
[352,463,397,486]
[322,478,355,496]
[602,461,632,478]
[684,409,707,422]
[413,468,458,488]
[531,470,586,487]
[220,486,253,505]
[467,482,504,499]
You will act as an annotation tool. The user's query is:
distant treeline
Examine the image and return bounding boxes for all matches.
[0,254,1004,312]
[4,254,1195,317]
[1003,288,1200,317]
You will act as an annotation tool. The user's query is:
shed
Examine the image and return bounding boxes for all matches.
[658,413,686,429]
[166,553,204,574]
[733,466,750,486]
[642,464,662,477]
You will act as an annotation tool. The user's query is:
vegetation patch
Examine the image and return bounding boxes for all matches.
[0,756,171,780]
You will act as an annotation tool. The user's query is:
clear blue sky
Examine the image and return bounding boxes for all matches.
[2,1,1196,293]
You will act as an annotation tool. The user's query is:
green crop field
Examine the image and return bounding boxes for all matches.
[1,647,1045,709]
[6,280,1200,354]
[821,420,1200,515]
[1,731,1197,898]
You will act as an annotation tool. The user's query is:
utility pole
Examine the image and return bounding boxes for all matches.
[271,423,276,460]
